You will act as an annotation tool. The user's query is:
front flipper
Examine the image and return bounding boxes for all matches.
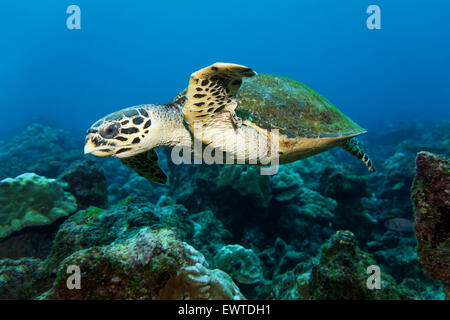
[169,88,187,107]
[340,137,376,172]
[182,62,256,144]
[119,149,167,184]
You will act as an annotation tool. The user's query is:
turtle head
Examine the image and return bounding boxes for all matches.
[84,106,155,158]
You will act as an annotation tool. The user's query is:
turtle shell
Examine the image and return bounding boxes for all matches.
[235,74,365,139]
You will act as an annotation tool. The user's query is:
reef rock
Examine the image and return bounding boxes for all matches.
[271,166,303,202]
[397,122,450,157]
[371,237,423,281]
[213,244,263,285]
[412,151,449,296]
[259,237,310,281]
[111,175,168,205]
[167,161,221,212]
[59,158,108,209]
[379,151,416,213]
[0,257,52,299]
[286,187,337,222]
[261,231,412,300]
[102,155,169,205]
[274,186,337,254]
[0,221,62,260]
[308,230,408,300]
[0,123,82,179]
[0,173,77,239]
[216,166,272,208]
[42,228,244,300]
[46,197,190,268]
[46,195,231,270]
[319,167,375,242]
[188,209,232,262]
[1,195,243,300]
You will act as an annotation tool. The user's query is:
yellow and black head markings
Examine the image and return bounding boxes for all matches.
[84,106,153,158]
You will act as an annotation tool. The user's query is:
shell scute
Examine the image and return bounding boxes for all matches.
[236,74,365,138]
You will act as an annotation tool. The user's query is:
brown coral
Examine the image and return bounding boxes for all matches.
[411,152,450,297]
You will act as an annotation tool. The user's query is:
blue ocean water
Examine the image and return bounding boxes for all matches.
[0,0,449,134]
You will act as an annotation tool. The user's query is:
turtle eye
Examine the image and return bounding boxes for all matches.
[100,123,119,139]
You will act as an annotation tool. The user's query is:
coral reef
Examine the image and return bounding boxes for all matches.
[0,221,62,260]
[271,166,303,202]
[370,236,422,280]
[319,167,376,242]
[0,257,51,300]
[307,230,408,299]
[273,186,337,256]
[46,197,182,268]
[187,209,232,262]
[58,159,108,210]
[0,123,82,180]
[0,198,244,300]
[216,166,272,208]
[0,173,77,239]
[103,156,169,205]
[213,244,263,284]
[255,231,420,300]
[412,151,449,297]
[42,228,244,300]
[378,152,416,215]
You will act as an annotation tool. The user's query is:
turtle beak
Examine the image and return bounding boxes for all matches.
[84,134,114,157]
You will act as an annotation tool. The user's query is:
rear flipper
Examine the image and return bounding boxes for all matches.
[340,137,376,172]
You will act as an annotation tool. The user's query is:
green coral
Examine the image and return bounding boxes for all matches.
[213,244,263,284]
[0,173,77,239]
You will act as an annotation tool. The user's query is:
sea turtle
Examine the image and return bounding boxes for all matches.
[84,63,375,184]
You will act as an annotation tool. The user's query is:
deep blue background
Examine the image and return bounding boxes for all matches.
[0,0,449,133]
